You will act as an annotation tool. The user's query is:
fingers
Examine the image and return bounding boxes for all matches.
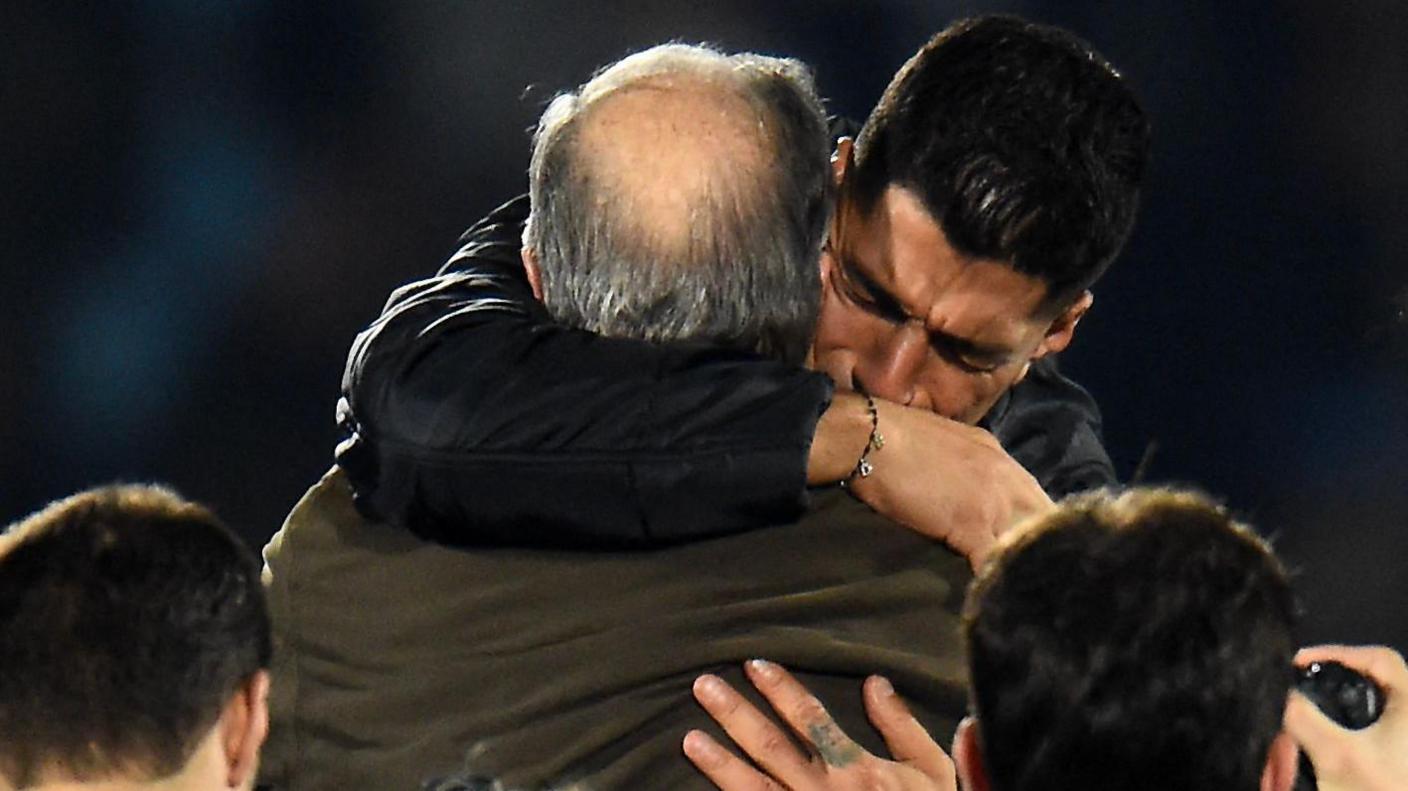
[1009,473,1053,524]
[1025,485,1055,512]
[693,673,816,788]
[683,729,786,791]
[964,541,994,574]
[1285,689,1346,753]
[1284,692,1392,789]
[863,676,956,784]
[1287,646,1408,791]
[696,664,961,791]
[743,660,865,770]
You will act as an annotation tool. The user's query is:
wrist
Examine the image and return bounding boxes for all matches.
[840,393,884,486]
[807,392,875,484]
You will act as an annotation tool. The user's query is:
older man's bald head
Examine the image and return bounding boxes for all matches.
[525,44,832,364]
[573,77,774,266]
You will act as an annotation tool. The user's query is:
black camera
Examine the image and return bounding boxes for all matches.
[1296,660,1384,729]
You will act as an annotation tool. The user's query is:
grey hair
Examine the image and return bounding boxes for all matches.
[524,43,832,364]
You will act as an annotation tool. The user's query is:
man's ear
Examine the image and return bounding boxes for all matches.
[521,247,545,302]
[954,716,992,791]
[831,137,855,188]
[221,670,270,789]
[1260,731,1299,791]
[1032,290,1093,360]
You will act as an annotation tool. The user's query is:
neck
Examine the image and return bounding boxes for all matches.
[28,773,218,791]
[27,780,172,791]
[26,773,201,791]
[21,739,226,791]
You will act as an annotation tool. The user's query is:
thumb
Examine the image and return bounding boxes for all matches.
[1285,691,1350,760]
[965,541,993,574]
[864,676,955,783]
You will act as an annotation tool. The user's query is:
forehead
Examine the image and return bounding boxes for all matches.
[849,185,1051,343]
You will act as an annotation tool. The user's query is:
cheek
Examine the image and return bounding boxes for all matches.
[916,366,978,420]
[964,370,1025,422]
[814,280,848,344]
[917,367,1021,424]
[816,288,881,351]
[813,295,892,386]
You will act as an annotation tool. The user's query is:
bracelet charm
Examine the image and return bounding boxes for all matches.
[844,394,884,484]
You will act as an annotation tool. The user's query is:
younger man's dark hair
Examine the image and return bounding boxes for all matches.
[0,485,272,787]
[852,15,1151,311]
[962,489,1297,791]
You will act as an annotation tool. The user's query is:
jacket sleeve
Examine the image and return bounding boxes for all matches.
[336,195,835,548]
[980,356,1118,497]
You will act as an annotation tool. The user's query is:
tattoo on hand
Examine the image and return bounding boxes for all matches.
[808,722,863,768]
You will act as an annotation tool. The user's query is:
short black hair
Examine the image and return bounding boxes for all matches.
[963,489,1297,791]
[0,485,272,786]
[852,15,1151,311]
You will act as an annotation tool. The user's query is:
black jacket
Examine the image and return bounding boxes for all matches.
[337,195,1115,547]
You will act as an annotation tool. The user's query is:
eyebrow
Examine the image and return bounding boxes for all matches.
[840,253,1018,365]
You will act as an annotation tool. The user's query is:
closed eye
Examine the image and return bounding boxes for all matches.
[831,246,1013,376]
[928,332,1009,374]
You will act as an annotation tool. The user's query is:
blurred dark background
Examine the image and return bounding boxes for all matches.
[4,1,1404,652]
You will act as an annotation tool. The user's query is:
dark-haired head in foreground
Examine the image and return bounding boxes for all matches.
[956,488,1300,791]
[0,485,271,791]
[817,14,1151,424]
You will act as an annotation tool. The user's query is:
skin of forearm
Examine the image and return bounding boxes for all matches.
[806,392,875,484]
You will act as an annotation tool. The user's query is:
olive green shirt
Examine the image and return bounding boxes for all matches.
[261,468,971,790]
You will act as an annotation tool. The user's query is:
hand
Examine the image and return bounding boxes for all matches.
[844,396,1053,568]
[683,660,957,791]
[1285,644,1408,791]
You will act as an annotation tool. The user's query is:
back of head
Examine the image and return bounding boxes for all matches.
[852,15,1151,310]
[526,43,832,364]
[963,488,1296,791]
[0,485,271,787]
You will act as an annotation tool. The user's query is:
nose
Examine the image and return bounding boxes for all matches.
[855,322,930,409]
